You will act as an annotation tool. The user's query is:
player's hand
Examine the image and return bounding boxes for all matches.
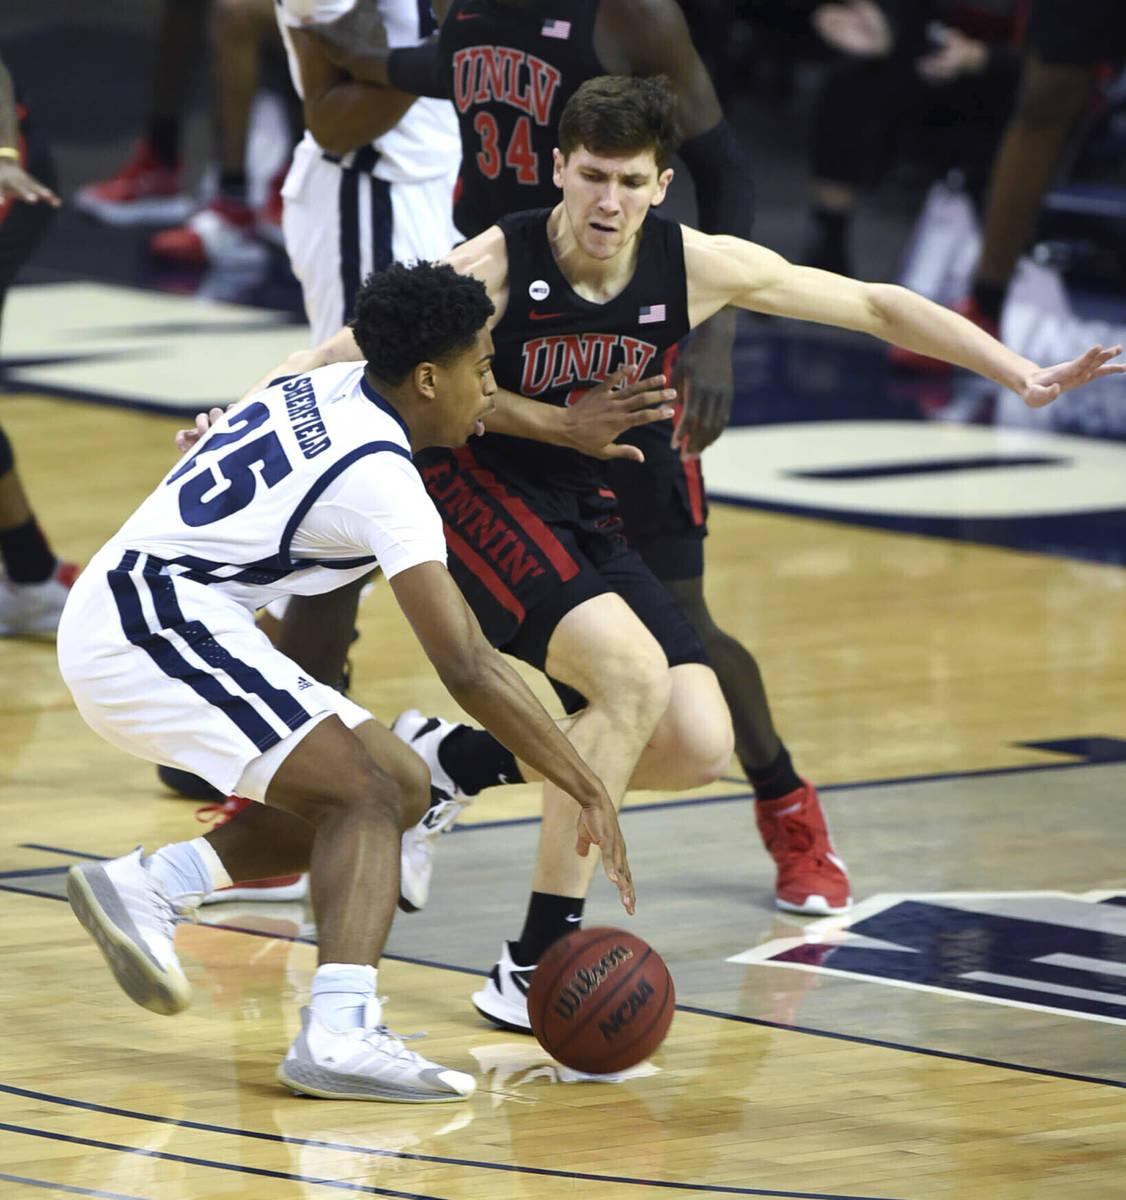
[560,368,676,462]
[916,28,988,82]
[671,320,736,459]
[174,408,225,453]
[0,161,60,206]
[1020,344,1125,408]
[575,802,635,915]
[812,0,892,57]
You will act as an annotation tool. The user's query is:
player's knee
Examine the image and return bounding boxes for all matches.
[387,746,432,828]
[593,639,672,736]
[306,752,409,829]
[655,669,734,787]
[689,713,735,786]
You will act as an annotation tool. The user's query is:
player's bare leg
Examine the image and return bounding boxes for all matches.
[529,593,671,898]
[471,597,731,1031]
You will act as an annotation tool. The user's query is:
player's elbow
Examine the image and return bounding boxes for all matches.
[433,638,500,704]
[306,118,360,158]
[863,282,920,336]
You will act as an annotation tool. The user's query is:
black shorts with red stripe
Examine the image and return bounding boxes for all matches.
[419,445,708,714]
[607,418,708,583]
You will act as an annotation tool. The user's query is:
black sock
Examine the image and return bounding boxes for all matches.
[747,743,802,803]
[147,117,181,167]
[513,892,584,965]
[218,170,248,204]
[437,725,523,797]
[971,280,1005,324]
[0,519,56,583]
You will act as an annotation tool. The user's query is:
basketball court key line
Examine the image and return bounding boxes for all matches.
[675,1004,1126,1090]
[4,872,1124,1086]
[0,1173,148,1200]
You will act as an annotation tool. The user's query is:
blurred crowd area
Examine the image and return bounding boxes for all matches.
[3,0,1125,301]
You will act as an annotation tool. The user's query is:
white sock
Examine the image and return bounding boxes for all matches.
[146,838,231,908]
[311,963,379,1031]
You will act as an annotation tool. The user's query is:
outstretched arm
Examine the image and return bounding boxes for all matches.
[684,228,1125,404]
[390,560,635,912]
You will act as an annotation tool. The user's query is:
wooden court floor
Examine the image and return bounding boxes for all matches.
[1,390,1125,1199]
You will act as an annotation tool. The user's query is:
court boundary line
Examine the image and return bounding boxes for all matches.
[0,1120,441,1199]
[0,1096,904,1200]
[0,1171,150,1200]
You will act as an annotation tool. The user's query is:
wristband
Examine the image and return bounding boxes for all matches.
[0,147,20,160]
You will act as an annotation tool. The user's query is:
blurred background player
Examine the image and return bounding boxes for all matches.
[74,0,297,266]
[893,0,1126,368]
[272,0,460,345]
[0,47,76,636]
[802,0,1023,278]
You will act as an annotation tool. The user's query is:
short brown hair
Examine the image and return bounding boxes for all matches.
[557,75,680,169]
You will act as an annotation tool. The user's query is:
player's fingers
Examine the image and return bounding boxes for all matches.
[607,852,635,914]
[575,814,594,857]
[614,372,667,399]
[601,443,646,462]
[626,404,675,426]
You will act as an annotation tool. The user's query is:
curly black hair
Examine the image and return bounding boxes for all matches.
[558,75,681,170]
[351,261,495,384]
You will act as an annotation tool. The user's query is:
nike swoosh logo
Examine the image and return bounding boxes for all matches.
[529,310,565,320]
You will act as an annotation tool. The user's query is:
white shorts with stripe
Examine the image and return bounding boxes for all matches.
[281,140,460,346]
[57,550,373,802]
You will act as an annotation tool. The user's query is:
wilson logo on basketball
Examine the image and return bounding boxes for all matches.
[552,944,634,1019]
[598,977,655,1040]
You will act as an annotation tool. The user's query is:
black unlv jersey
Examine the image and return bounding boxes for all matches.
[440,0,602,237]
[472,207,690,496]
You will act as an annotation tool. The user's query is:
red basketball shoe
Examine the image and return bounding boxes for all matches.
[755,782,851,915]
[194,795,307,903]
[74,140,193,226]
[149,195,267,266]
[887,295,1000,374]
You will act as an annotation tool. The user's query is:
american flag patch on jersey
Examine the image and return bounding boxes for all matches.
[541,18,571,38]
[638,304,666,324]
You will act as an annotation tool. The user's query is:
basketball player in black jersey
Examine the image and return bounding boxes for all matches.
[238,74,1123,1032]
[324,0,751,454]
[0,49,78,639]
[288,0,852,926]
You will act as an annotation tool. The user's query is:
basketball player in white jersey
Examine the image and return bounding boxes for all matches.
[59,261,632,1102]
[277,0,461,344]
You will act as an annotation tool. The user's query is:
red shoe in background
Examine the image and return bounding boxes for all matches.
[74,140,193,226]
[149,195,267,267]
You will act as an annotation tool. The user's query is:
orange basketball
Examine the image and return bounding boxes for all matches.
[526,927,675,1074]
